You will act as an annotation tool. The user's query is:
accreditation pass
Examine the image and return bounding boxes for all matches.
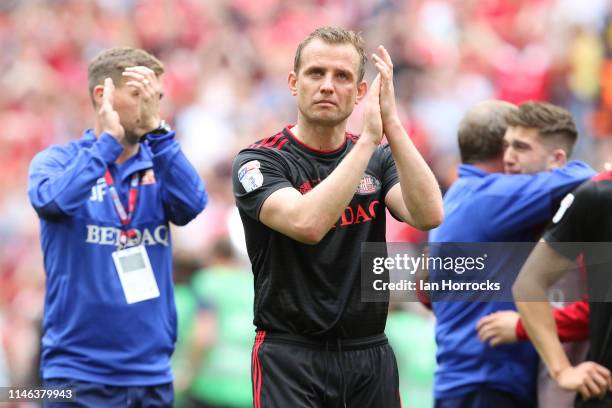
[112,245,160,304]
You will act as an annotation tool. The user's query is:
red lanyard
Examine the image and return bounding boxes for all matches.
[104,170,140,246]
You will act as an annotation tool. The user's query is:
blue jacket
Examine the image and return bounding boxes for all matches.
[428,161,594,404]
[28,129,207,386]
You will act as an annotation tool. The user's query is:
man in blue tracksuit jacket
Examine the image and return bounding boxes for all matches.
[27,47,207,407]
[428,101,594,408]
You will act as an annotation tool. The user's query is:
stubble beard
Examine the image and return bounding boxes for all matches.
[299,105,351,128]
[123,130,141,146]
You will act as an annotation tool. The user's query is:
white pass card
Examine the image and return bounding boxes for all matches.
[112,245,160,304]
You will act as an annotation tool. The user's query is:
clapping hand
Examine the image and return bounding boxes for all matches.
[98,77,125,141]
[362,74,384,146]
[371,46,400,133]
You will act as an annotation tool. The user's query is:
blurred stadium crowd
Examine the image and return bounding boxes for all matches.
[1,0,611,406]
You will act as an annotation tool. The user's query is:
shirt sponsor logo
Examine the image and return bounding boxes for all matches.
[334,200,380,228]
[85,224,169,247]
[356,174,381,195]
[238,160,263,193]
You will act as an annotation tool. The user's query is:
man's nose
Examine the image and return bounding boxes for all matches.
[320,74,334,93]
[503,148,515,165]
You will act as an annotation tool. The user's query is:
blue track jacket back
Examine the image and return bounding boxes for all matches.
[428,161,594,404]
[28,129,207,386]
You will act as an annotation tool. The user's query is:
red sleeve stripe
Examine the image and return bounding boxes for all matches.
[248,133,288,150]
[253,135,275,148]
[249,132,282,149]
[274,138,289,150]
[252,137,289,150]
[263,133,283,148]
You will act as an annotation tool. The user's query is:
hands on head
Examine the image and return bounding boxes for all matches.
[97,66,163,142]
[362,45,400,146]
[122,66,162,134]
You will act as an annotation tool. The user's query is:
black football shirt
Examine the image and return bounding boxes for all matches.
[232,126,400,339]
[543,171,612,399]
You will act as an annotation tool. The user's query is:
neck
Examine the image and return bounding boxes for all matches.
[471,159,503,174]
[292,116,347,151]
[116,142,139,164]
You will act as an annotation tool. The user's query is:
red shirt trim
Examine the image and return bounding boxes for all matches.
[284,124,348,154]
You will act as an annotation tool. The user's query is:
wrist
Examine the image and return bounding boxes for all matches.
[383,117,403,134]
[143,120,175,153]
[141,120,172,145]
[358,135,381,152]
[551,362,572,382]
[143,118,162,134]
[359,130,382,147]
[96,133,124,164]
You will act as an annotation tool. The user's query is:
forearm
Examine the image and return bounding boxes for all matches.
[291,136,378,240]
[516,301,572,379]
[513,241,576,379]
[149,134,207,225]
[28,133,123,218]
[385,120,443,228]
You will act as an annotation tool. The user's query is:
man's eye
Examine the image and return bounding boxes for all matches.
[337,73,348,80]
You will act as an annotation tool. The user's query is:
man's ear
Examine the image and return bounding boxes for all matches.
[355,80,368,105]
[93,84,105,108]
[288,71,298,96]
[549,148,568,169]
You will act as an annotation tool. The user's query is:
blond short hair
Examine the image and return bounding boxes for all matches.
[293,26,367,82]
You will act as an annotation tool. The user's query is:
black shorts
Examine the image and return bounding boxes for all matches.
[251,331,401,408]
[576,392,612,408]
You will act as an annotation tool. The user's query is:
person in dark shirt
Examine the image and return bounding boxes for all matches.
[515,173,612,407]
[232,26,443,408]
